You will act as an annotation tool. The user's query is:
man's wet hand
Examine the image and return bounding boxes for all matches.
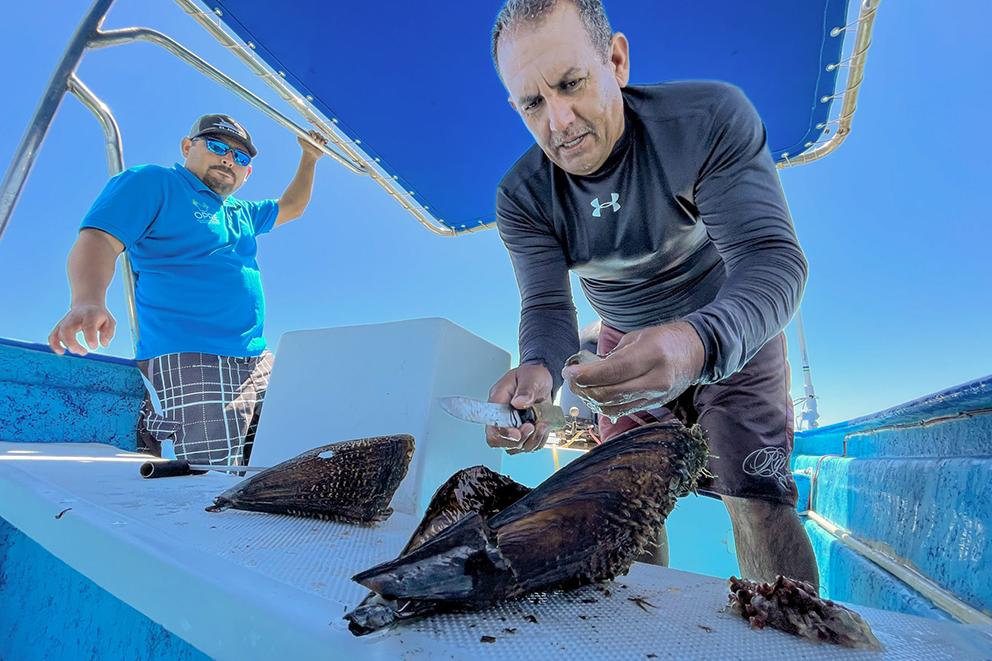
[485,363,553,454]
[48,304,116,356]
[561,322,704,420]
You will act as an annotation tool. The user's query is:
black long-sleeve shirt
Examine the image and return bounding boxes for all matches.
[496,81,808,395]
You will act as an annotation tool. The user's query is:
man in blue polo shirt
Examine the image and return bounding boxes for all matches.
[48,114,327,466]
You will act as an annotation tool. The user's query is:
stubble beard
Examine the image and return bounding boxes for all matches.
[203,167,235,196]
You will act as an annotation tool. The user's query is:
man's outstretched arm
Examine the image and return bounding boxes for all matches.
[49,229,124,355]
[274,130,328,226]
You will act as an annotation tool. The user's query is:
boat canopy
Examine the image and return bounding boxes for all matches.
[201,0,855,233]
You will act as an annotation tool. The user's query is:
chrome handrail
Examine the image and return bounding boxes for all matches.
[778,0,880,168]
[66,73,139,354]
[805,509,992,626]
[174,0,459,236]
[87,28,363,175]
[0,0,115,242]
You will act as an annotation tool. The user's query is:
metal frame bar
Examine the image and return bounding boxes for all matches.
[794,311,820,430]
[0,0,144,352]
[805,509,992,626]
[178,0,879,228]
[65,74,139,353]
[86,28,362,175]
[778,0,880,169]
[785,0,882,426]
[0,0,115,242]
[65,75,122,175]
[174,0,462,236]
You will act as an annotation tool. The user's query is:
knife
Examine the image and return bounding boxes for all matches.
[439,396,568,430]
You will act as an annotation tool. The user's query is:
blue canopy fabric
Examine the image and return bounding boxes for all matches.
[210,1,851,233]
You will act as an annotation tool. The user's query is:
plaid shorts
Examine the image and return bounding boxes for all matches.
[136,351,274,466]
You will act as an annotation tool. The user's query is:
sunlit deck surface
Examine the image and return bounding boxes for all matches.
[2,441,989,660]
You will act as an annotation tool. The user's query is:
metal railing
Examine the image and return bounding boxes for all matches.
[778,0,880,168]
[175,0,461,236]
[805,509,992,626]
[87,27,363,175]
[793,311,820,430]
[65,73,139,352]
[0,0,116,242]
[782,0,881,426]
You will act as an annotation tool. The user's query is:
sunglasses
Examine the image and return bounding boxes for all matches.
[194,137,252,166]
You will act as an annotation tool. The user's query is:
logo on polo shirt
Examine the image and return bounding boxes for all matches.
[192,198,218,223]
[590,193,621,218]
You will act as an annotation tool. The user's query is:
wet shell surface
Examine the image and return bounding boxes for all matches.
[206,434,414,524]
[346,465,532,634]
[345,421,708,634]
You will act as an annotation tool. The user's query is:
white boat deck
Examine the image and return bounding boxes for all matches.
[1,442,990,660]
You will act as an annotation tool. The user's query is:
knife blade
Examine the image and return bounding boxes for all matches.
[439,397,567,430]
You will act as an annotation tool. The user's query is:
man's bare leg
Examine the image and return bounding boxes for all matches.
[723,496,819,589]
[636,524,670,566]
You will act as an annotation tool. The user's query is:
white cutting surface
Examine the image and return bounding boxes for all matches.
[1,442,990,660]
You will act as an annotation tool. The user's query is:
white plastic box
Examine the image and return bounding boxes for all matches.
[249,318,510,515]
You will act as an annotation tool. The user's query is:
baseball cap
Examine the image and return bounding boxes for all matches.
[188,114,257,157]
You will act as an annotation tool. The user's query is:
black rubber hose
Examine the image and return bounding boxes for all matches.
[139,459,200,479]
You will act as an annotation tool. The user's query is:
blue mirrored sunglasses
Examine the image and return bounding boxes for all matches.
[195,137,252,166]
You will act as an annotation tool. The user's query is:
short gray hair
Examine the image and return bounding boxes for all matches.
[491,0,613,72]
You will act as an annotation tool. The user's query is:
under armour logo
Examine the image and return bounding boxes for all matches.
[590,193,621,218]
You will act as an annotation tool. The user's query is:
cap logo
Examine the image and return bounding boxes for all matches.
[211,119,242,135]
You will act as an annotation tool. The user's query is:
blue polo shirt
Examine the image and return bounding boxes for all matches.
[81,163,279,359]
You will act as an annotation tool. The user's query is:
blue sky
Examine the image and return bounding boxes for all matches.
[0,1,988,428]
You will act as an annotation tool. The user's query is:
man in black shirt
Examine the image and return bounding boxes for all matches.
[487,0,818,587]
